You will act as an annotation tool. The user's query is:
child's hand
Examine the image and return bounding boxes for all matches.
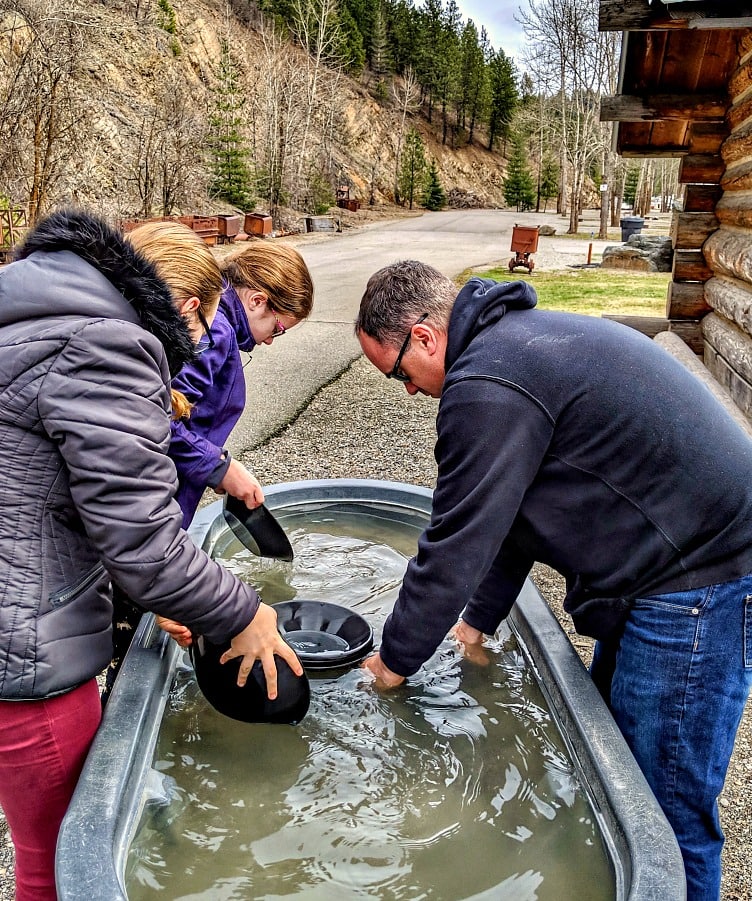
[156,616,193,648]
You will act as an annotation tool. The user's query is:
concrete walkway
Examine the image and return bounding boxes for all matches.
[229,207,616,453]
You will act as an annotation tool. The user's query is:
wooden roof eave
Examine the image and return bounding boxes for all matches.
[600,1,752,32]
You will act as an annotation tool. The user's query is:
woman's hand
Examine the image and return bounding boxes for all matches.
[216,459,265,509]
[156,616,193,647]
[220,602,303,699]
[451,620,490,667]
[361,653,405,690]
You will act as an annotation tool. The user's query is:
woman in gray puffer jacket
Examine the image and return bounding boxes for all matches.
[0,209,301,900]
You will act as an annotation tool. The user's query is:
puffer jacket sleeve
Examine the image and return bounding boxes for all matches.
[37,318,259,644]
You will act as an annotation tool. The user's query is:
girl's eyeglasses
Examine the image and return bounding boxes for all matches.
[266,299,287,338]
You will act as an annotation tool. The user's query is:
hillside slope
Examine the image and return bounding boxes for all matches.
[6,0,508,221]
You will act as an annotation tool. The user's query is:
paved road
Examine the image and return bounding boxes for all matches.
[227,208,608,454]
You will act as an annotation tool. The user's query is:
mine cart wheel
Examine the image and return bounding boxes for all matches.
[509,256,517,272]
[528,259,535,272]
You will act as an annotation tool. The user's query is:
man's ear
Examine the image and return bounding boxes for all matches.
[413,323,440,355]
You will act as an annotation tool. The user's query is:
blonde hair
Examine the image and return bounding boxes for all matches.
[220,242,314,320]
[125,221,223,420]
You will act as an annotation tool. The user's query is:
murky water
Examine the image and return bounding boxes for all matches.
[126,503,615,901]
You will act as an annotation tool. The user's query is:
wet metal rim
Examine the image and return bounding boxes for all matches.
[56,479,686,900]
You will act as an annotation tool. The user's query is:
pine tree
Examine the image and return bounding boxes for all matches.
[503,137,535,212]
[398,127,427,210]
[370,2,391,79]
[208,40,254,209]
[488,49,518,154]
[623,164,640,209]
[338,4,366,74]
[539,154,559,212]
[422,158,446,210]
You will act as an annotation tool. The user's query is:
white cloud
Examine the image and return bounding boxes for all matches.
[452,0,526,61]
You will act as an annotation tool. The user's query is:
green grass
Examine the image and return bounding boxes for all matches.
[456,267,669,317]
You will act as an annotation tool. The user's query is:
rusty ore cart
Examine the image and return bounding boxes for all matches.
[509,224,539,273]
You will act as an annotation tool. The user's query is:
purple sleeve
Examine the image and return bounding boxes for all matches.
[169,345,226,490]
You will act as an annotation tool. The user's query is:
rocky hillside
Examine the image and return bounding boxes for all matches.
[4,0,509,224]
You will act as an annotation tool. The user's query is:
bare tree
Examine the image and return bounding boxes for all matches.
[251,17,307,224]
[392,66,420,203]
[0,0,93,221]
[132,111,160,218]
[126,71,207,218]
[160,81,208,215]
[290,0,344,208]
[520,0,619,233]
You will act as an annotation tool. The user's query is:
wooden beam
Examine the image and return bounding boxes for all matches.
[667,280,711,319]
[599,0,682,30]
[682,184,722,212]
[602,315,670,339]
[687,122,728,155]
[721,128,752,169]
[599,0,652,30]
[716,192,752,228]
[705,275,752,331]
[673,249,713,282]
[722,158,752,192]
[600,93,727,123]
[704,230,752,281]
[670,211,719,248]
[670,318,706,355]
[655,329,752,431]
[703,312,752,421]
[602,314,704,354]
[600,1,752,31]
[678,154,725,184]
[726,93,752,133]
[618,147,687,158]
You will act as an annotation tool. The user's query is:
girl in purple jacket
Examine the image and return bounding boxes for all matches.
[169,241,314,526]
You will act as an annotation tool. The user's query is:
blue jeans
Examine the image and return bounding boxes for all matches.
[590,573,752,901]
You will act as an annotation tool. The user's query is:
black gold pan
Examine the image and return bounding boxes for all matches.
[189,634,310,724]
[223,495,294,561]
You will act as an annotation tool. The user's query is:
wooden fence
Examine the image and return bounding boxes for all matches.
[0,209,28,261]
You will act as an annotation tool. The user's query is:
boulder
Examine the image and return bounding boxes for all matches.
[601,234,673,272]
[539,224,557,236]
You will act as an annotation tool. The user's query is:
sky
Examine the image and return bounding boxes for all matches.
[452,0,527,61]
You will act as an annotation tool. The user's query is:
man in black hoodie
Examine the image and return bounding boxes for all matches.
[355,259,752,901]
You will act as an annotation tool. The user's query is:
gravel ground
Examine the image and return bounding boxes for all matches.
[3,318,751,899]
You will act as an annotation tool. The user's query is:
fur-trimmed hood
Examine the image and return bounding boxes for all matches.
[4,208,195,376]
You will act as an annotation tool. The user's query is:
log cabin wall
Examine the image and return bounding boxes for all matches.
[600,2,752,420]
[704,32,752,418]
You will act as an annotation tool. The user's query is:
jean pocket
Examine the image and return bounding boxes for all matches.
[635,585,710,615]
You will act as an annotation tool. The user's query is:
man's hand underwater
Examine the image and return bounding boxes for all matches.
[451,620,491,667]
[361,653,405,689]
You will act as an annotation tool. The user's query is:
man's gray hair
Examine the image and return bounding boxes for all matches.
[355,260,457,346]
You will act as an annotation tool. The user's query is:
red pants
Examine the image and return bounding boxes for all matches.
[0,680,101,900]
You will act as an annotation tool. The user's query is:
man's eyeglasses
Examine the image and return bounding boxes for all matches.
[196,308,215,352]
[387,313,428,382]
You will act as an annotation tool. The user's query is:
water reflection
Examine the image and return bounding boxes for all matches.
[126,506,613,901]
